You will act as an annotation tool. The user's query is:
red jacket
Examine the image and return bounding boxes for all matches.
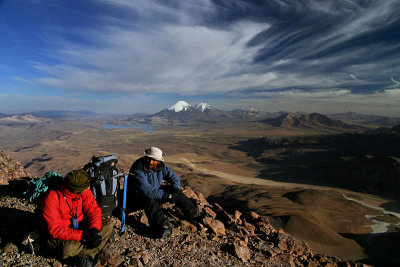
[39,184,102,242]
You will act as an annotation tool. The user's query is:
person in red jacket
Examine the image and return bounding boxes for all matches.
[39,169,113,267]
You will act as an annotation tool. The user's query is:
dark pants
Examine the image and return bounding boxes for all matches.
[128,190,198,230]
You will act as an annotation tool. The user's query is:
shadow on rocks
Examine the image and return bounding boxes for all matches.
[341,232,400,267]
[0,207,37,248]
[0,178,31,198]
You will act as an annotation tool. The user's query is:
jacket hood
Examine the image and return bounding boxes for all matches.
[59,184,89,198]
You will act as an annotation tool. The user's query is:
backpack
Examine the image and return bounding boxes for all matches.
[23,170,65,204]
[83,155,120,217]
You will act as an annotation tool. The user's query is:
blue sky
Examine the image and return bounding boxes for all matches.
[1,0,400,116]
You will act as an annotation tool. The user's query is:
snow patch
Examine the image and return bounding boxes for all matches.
[195,102,211,112]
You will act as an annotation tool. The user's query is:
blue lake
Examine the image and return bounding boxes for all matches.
[101,124,154,132]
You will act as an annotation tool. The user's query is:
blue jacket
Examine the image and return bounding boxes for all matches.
[128,156,181,200]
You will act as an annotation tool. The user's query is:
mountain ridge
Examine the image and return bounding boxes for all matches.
[261,112,358,130]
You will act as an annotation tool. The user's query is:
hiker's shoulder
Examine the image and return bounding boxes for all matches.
[131,157,147,171]
[41,187,62,203]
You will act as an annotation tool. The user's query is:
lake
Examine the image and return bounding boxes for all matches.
[101,124,154,132]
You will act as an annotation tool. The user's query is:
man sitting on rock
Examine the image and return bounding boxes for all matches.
[127,146,204,238]
[39,169,113,267]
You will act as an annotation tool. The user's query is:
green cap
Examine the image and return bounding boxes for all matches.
[65,169,91,193]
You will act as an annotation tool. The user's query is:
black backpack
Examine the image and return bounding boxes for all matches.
[84,155,120,217]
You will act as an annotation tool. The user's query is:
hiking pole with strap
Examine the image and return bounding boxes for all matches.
[121,173,128,232]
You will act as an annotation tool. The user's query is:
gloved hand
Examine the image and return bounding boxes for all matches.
[81,228,102,249]
[162,191,173,201]
[162,188,181,202]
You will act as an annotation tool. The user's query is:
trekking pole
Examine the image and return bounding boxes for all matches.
[121,173,128,232]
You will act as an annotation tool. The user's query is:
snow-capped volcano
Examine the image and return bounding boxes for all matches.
[195,102,211,112]
[168,101,191,112]
[148,100,236,124]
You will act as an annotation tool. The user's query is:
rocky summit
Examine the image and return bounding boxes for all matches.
[0,151,371,267]
[0,150,30,185]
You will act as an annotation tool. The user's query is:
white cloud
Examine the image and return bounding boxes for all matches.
[390,77,400,86]
[35,20,270,94]
[349,74,357,80]
[255,89,351,98]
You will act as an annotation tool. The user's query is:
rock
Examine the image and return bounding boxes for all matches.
[243,221,256,235]
[130,258,144,267]
[139,213,149,225]
[204,207,217,218]
[233,210,242,222]
[276,233,290,251]
[203,217,226,236]
[249,211,260,220]
[97,245,124,266]
[180,220,197,232]
[233,240,251,262]
[182,186,208,204]
[0,151,30,185]
[213,203,234,225]
[3,242,18,253]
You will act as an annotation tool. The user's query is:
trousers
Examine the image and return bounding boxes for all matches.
[129,190,198,229]
[44,218,113,259]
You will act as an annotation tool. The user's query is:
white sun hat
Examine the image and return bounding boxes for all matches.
[144,147,164,162]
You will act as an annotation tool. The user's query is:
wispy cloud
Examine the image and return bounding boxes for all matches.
[36,20,269,94]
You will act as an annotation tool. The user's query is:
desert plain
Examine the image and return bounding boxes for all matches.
[1,118,399,266]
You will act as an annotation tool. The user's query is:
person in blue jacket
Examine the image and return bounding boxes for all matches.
[127,147,203,238]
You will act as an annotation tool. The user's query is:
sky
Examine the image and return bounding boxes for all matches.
[1,0,400,116]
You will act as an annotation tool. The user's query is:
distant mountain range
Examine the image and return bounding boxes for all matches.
[261,112,356,130]
[146,101,359,130]
[329,112,400,127]
[2,103,399,129]
[19,110,100,119]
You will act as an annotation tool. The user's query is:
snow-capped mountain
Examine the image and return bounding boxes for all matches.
[148,101,233,123]
[168,101,191,112]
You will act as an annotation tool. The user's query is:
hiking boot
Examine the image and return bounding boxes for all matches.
[21,231,41,254]
[67,255,93,267]
[159,222,172,239]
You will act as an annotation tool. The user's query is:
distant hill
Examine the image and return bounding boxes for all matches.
[329,112,400,127]
[392,124,400,134]
[261,112,355,130]
[0,115,51,126]
[230,108,277,121]
[0,113,8,119]
[20,110,99,119]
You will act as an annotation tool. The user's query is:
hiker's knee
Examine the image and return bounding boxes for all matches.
[46,239,83,259]
[100,218,114,239]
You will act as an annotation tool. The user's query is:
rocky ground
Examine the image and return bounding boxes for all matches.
[0,151,371,266]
